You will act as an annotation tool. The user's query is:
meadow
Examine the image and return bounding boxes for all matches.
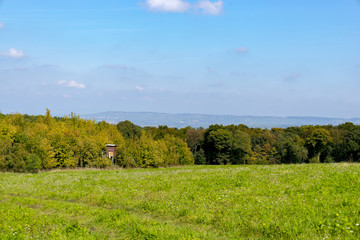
[1,163,360,239]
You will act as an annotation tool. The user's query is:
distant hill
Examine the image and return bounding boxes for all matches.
[82,111,360,129]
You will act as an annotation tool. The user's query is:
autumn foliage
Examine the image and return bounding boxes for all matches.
[1,110,360,173]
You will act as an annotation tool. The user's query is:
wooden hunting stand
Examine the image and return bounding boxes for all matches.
[106,144,117,165]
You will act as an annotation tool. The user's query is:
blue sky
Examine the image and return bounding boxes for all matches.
[0,0,359,118]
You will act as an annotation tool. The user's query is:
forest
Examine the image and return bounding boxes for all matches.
[1,110,360,172]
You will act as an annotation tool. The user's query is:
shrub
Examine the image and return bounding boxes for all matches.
[309,156,320,164]
[324,156,334,163]
[24,154,42,173]
[195,149,206,165]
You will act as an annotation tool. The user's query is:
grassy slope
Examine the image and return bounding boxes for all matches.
[1,164,360,239]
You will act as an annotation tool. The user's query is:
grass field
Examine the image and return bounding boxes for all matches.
[1,164,360,239]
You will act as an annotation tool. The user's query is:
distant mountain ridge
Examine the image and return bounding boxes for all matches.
[82,111,360,129]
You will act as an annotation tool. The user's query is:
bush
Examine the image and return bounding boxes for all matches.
[309,156,320,164]
[86,156,112,168]
[195,149,206,165]
[324,156,334,163]
[24,154,42,173]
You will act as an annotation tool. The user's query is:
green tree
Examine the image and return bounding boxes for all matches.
[305,127,332,163]
[24,154,42,173]
[163,135,194,166]
[336,122,360,162]
[116,120,142,140]
[232,130,252,164]
[205,128,233,165]
[186,128,204,163]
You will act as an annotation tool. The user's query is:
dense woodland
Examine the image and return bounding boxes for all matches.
[1,110,360,172]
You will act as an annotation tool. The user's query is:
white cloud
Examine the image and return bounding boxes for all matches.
[145,0,223,15]
[146,0,190,12]
[0,22,4,29]
[136,85,145,91]
[234,47,248,54]
[196,0,223,15]
[0,48,26,58]
[58,80,86,89]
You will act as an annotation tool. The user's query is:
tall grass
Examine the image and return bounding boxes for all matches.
[1,163,360,239]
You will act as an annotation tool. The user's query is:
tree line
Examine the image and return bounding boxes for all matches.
[0,110,193,173]
[118,119,360,165]
[1,110,359,172]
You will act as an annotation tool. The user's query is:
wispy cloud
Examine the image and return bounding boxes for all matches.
[57,80,86,89]
[11,66,28,71]
[209,81,223,87]
[234,47,248,54]
[36,64,59,69]
[283,73,301,81]
[0,48,26,58]
[0,22,5,29]
[143,96,155,102]
[136,85,145,91]
[156,87,166,92]
[195,0,223,15]
[146,0,190,12]
[207,67,216,73]
[100,64,132,70]
[145,0,224,15]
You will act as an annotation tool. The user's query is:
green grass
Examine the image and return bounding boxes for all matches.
[1,163,360,239]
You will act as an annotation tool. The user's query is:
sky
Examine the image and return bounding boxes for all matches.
[0,0,359,118]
